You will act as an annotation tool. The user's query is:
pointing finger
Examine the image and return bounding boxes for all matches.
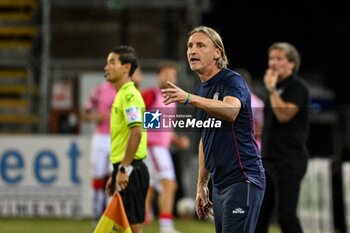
[166,81,177,88]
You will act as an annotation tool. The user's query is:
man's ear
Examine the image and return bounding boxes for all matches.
[214,48,221,60]
[123,63,131,75]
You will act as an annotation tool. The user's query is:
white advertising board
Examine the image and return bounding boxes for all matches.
[342,162,350,233]
[0,136,92,218]
[298,158,334,233]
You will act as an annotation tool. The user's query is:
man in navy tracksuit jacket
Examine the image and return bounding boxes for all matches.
[161,25,265,233]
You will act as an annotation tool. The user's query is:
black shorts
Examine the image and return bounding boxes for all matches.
[112,160,149,224]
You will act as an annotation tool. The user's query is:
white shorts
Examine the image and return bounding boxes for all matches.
[145,145,176,192]
[90,133,113,178]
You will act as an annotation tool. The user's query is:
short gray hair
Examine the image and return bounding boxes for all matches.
[188,26,229,69]
[268,42,301,73]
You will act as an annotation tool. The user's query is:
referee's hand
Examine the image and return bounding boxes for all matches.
[105,176,113,196]
[116,172,129,191]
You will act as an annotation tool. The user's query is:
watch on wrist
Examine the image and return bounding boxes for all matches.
[118,164,133,175]
[118,165,127,174]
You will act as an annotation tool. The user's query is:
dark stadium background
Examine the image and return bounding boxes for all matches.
[202,2,350,104]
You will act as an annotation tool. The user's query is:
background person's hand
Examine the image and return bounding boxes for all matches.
[264,68,278,91]
[177,135,190,149]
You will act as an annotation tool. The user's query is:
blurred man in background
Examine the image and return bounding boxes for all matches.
[132,67,144,91]
[81,80,115,224]
[255,42,310,233]
[236,68,264,150]
[142,61,190,233]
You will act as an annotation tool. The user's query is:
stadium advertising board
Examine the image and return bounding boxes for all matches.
[342,162,350,233]
[298,158,334,233]
[0,136,92,217]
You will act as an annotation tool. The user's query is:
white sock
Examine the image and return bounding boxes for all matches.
[159,218,174,229]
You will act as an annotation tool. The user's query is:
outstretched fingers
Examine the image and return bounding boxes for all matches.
[161,81,189,105]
